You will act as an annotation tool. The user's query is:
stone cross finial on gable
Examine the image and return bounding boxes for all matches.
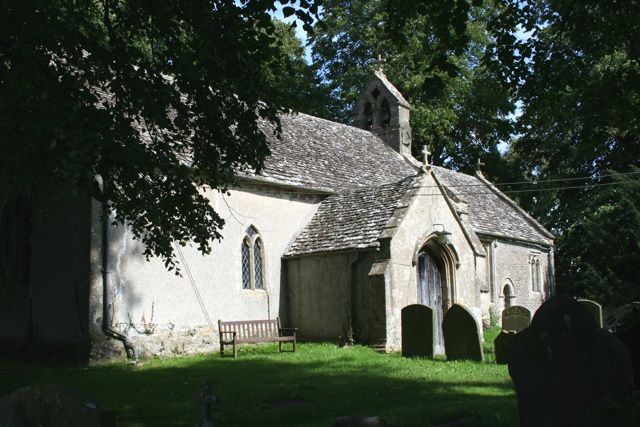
[422,145,431,165]
[376,54,387,72]
[477,158,485,173]
[193,381,217,427]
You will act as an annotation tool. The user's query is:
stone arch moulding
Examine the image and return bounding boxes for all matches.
[500,278,516,309]
[240,224,267,291]
[411,232,459,310]
[411,231,460,269]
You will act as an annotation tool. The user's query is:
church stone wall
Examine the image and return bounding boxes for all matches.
[88,186,319,362]
[284,250,382,345]
[384,172,481,349]
[489,238,553,322]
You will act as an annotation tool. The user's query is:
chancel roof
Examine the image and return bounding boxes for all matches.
[255,113,416,191]
[431,166,554,245]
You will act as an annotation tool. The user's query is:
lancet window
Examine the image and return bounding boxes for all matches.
[241,226,264,290]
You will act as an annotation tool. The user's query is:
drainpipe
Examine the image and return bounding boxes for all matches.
[101,197,138,361]
[349,252,362,341]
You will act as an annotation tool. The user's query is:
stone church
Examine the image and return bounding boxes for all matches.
[0,71,555,361]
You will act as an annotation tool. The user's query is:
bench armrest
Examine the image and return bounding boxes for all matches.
[279,327,297,338]
[220,331,237,337]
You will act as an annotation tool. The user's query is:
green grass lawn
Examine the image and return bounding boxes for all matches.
[0,333,517,426]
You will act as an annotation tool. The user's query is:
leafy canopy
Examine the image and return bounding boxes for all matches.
[385,0,640,304]
[0,0,321,271]
[310,0,515,181]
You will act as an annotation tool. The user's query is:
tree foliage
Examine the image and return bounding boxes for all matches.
[483,0,640,305]
[0,0,320,270]
[384,0,640,304]
[310,0,516,181]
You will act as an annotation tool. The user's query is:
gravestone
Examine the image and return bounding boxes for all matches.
[442,304,484,362]
[493,331,516,364]
[193,381,217,427]
[578,299,603,328]
[0,384,116,427]
[611,302,640,391]
[501,305,531,333]
[401,304,435,358]
[508,294,634,427]
[332,416,389,426]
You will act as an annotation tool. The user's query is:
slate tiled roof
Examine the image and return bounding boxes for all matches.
[284,176,420,256]
[431,166,554,245]
[254,113,417,191]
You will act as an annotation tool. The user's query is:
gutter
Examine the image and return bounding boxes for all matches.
[474,230,554,249]
[101,197,138,361]
[237,175,335,196]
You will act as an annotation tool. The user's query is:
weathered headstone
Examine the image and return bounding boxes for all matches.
[578,299,603,328]
[0,384,116,427]
[442,304,484,362]
[401,304,435,358]
[193,381,217,427]
[493,331,516,364]
[501,305,531,333]
[332,416,389,427]
[508,294,634,427]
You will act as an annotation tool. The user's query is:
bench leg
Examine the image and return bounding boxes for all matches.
[220,339,224,357]
[233,338,237,359]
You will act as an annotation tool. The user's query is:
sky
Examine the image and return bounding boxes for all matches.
[271,3,317,63]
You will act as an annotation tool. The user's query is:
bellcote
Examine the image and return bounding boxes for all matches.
[352,71,412,158]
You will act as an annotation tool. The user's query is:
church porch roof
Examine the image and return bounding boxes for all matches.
[284,175,421,257]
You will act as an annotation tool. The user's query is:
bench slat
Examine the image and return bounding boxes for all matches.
[218,317,296,358]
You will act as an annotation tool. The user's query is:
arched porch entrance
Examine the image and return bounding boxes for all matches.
[415,239,457,354]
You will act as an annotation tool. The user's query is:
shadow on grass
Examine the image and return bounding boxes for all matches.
[0,344,518,427]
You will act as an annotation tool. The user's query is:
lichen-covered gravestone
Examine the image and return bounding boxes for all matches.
[578,299,603,327]
[401,304,435,358]
[501,305,531,333]
[508,294,634,427]
[495,305,532,364]
[0,384,116,427]
[442,304,483,362]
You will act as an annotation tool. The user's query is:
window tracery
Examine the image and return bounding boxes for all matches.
[241,226,264,290]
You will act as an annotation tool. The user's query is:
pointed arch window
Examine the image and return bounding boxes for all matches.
[241,226,264,290]
[364,102,373,129]
[530,253,541,293]
[380,98,391,127]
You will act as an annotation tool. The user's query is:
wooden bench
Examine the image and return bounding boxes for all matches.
[218,317,297,358]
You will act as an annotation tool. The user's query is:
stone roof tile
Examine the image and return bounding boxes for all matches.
[284,176,419,256]
[431,166,554,245]
[255,113,417,191]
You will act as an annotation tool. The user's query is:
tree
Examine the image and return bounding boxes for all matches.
[0,0,321,271]
[382,0,640,304]
[310,0,516,181]
[483,0,640,305]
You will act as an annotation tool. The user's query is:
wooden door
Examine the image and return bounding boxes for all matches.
[417,252,444,353]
